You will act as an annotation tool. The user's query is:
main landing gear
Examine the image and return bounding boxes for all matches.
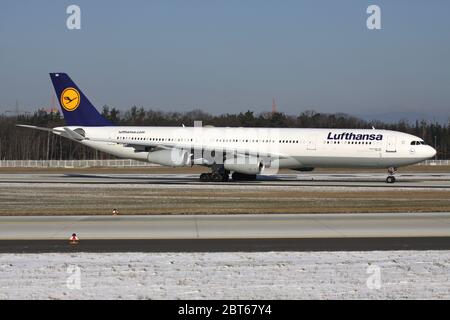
[385,167,397,183]
[199,164,229,182]
[199,165,258,182]
[200,172,229,182]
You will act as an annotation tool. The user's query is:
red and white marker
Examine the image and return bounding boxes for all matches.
[69,233,79,244]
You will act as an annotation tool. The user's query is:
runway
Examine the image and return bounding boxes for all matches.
[1,172,450,252]
[0,172,450,188]
[1,213,450,252]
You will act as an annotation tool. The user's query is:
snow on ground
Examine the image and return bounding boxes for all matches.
[0,251,449,299]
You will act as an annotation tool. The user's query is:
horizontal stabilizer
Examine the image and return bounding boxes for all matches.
[16,124,54,132]
[63,127,86,141]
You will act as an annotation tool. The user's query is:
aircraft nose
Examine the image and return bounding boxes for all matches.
[427,146,437,159]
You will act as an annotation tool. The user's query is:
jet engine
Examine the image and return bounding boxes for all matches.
[224,157,265,175]
[147,149,190,167]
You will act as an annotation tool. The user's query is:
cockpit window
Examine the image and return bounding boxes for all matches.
[410,141,426,145]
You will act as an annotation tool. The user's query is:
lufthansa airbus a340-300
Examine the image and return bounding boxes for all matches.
[18,73,436,183]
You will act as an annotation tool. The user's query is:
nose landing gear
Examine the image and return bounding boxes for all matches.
[386,167,397,183]
[386,176,396,183]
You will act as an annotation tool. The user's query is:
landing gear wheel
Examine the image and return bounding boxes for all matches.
[211,173,223,182]
[386,176,396,184]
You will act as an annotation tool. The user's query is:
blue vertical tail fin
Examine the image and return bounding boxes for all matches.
[49,73,114,126]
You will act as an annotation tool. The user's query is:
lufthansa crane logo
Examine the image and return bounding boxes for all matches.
[61,87,80,111]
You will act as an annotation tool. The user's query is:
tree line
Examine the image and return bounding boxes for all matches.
[0,105,449,160]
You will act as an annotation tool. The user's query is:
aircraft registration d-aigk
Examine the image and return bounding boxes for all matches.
[18,73,436,183]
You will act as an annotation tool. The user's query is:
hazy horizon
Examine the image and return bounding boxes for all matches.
[1,1,449,121]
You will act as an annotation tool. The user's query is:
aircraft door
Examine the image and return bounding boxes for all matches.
[386,136,397,152]
[307,135,317,151]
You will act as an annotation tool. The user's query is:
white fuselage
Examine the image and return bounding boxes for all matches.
[56,126,436,171]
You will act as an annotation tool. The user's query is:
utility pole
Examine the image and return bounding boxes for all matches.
[434,135,437,161]
[46,131,50,161]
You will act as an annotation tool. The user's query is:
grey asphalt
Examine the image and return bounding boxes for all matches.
[1,213,450,240]
[1,237,450,253]
[0,213,450,252]
[0,172,450,188]
[1,173,450,252]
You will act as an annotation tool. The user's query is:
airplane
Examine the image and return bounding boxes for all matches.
[18,73,436,183]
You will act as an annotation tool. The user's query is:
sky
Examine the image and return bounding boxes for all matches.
[0,0,449,120]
